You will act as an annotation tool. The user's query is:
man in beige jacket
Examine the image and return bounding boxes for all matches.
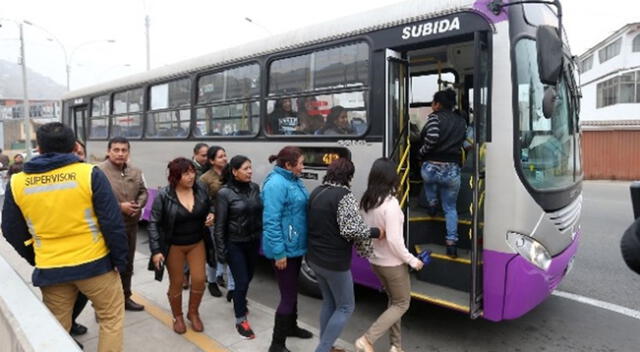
[98,136,148,311]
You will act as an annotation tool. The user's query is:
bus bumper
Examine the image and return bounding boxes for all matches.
[483,231,580,321]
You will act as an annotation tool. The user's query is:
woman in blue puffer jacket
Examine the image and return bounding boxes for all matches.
[262,146,313,352]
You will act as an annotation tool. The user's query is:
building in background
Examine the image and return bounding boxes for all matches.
[0,59,64,151]
[579,22,640,180]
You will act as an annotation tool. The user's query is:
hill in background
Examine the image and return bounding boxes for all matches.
[0,59,65,100]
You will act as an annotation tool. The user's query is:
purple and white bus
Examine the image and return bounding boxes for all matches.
[62,0,582,321]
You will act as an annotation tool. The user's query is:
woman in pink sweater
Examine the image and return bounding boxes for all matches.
[355,158,424,352]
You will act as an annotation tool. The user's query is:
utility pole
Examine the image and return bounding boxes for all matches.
[145,14,150,70]
[19,23,32,159]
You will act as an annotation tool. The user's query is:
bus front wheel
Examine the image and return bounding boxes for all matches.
[299,257,322,298]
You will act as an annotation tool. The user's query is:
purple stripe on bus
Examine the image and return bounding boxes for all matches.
[473,0,509,24]
[351,248,383,289]
[484,232,580,321]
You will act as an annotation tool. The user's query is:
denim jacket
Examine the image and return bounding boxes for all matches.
[261,166,309,260]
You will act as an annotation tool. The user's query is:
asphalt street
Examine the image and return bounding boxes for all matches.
[3,180,637,351]
[134,180,640,351]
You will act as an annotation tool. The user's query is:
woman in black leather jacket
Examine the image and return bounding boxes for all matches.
[148,157,214,334]
[214,155,263,339]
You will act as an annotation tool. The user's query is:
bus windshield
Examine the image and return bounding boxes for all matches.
[515,38,577,191]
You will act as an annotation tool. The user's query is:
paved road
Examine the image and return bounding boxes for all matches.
[3,179,638,351]
[238,181,640,351]
[132,180,640,351]
[557,181,640,310]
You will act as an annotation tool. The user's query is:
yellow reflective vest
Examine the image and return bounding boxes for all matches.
[11,162,110,269]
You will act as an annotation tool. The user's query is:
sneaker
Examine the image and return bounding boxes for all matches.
[236,320,255,339]
[389,346,405,352]
[216,275,226,288]
[207,282,222,297]
[226,290,234,302]
[446,245,458,258]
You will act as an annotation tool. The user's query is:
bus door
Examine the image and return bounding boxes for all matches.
[384,33,489,317]
[469,31,490,318]
[385,49,410,203]
[72,105,88,142]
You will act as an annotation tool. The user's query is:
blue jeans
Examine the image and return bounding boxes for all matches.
[226,240,259,318]
[309,261,355,352]
[421,161,461,243]
[206,262,235,290]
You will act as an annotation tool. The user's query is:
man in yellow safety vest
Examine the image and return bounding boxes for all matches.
[2,122,129,352]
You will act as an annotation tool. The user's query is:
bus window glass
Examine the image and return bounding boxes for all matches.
[266,91,367,135]
[89,116,108,138]
[314,43,369,90]
[411,72,456,104]
[112,88,144,138]
[269,42,370,96]
[113,92,128,115]
[146,109,191,138]
[113,115,142,138]
[128,88,143,112]
[515,39,574,190]
[198,72,225,104]
[91,95,110,117]
[226,64,260,99]
[270,54,311,95]
[195,101,259,136]
[151,78,191,110]
[89,95,110,139]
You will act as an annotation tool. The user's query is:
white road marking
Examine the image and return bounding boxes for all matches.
[553,290,640,320]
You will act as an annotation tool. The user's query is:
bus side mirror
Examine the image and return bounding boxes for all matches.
[542,86,556,119]
[536,25,563,85]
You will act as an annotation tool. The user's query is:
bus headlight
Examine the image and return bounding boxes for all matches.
[506,232,552,271]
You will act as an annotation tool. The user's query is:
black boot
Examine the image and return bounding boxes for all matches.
[268,314,291,352]
[287,312,312,339]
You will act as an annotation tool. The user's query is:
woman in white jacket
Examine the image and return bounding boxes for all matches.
[355,158,424,352]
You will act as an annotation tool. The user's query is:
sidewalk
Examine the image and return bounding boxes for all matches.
[0,239,353,352]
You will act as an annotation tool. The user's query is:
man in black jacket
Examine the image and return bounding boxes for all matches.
[2,122,129,352]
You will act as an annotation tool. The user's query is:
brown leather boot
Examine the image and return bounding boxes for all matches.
[187,289,204,332]
[168,293,186,334]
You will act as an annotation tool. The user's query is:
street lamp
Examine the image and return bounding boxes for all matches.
[22,20,116,91]
[0,18,33,159]
[244,17,272,35]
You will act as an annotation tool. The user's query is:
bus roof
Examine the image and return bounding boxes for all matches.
[62,0,477,100]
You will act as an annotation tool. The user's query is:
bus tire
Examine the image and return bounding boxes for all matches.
[299,257,322,298]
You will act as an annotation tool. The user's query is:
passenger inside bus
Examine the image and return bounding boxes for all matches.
[267,98,298,135]
[297,96,324,134]
[319,105,354,135]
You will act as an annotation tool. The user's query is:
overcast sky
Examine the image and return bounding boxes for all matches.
[1,0,638,91]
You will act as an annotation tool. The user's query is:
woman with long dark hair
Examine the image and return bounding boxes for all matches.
[418,89,466,257]
[214,155,263,339]
[199,146,234,298]
[355,158,424,352]
[306,158,383,352]
[149,157,214,334]
[320,106,353,135]
[262,146,313,352]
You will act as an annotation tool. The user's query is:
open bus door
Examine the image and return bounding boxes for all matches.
[385,32,489,318]
[469,30,490,319]
[385,49,409,164]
